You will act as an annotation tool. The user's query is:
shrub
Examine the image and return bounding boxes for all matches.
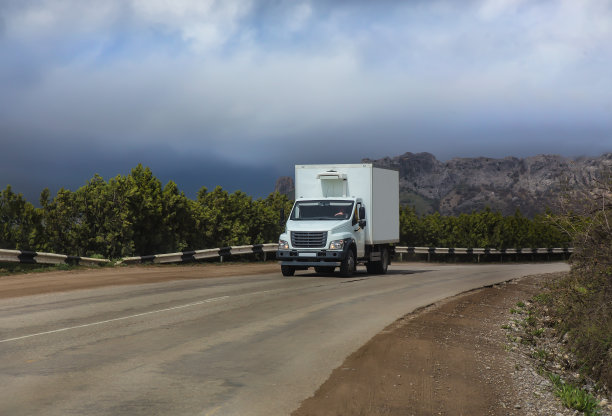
[547,170,612,388]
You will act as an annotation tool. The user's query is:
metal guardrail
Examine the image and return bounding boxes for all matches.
[118,243,279,265]
[0,249,110,266]
[1,245,572,266]
[395,246,573,262]
[395,247,573,255]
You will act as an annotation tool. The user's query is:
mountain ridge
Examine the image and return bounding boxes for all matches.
[274,152,612,216]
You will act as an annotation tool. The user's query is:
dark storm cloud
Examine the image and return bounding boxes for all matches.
[0,134,282,204]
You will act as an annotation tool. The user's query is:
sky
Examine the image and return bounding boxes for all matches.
[1,0,611,202]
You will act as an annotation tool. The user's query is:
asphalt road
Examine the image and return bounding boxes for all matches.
[0,262,569,416]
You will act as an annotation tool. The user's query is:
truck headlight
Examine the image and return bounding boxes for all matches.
[329,239,345,250]
[278,240,289,250]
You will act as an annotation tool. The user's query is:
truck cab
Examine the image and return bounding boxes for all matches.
[277,164,399,277]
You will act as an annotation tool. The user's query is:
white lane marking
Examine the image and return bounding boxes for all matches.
[0,296,229,344]
[245,289,274,296]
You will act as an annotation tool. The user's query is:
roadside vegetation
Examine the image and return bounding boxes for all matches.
[549,173,611,391]
[505,295,607,416]
[2,164,570,259]
[399,205,570,248]
[504,171,612,415]
[0,164,293,258]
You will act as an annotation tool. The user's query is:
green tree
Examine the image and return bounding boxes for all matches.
[399,206,422,246]
[252,192,294,245]
[125,164,165,255]
[498,209,530,249]
[421,212,444,246]
[195,186,256,247]
[0,185,39,250]
[196,186,232,247]
[161,180,196,252]
[38,188,83,255]
[75,174,135,258]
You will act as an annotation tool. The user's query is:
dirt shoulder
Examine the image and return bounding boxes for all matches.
[0,262,279,299]
[292,273,574,416]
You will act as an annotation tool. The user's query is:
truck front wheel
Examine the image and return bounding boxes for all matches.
[281,265,296,277]
[339,249,356,277]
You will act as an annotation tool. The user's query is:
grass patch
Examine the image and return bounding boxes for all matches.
[548,373,601,416]
[531,348,549,361]
[532,292,552,306]
[524,313,537,327]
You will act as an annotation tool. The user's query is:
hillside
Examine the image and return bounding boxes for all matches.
[275,153,612,216]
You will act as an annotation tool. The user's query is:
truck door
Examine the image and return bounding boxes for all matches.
[353,202,366,258]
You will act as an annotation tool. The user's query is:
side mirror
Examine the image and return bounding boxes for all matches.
[279,208,285,226]
[359,206,366,228]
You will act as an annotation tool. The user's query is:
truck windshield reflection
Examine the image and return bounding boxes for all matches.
[290,200,355,220]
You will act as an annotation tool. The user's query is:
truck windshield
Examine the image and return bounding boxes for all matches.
[290,200,355,221]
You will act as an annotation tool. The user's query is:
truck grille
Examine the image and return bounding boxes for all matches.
[291,231,327,248]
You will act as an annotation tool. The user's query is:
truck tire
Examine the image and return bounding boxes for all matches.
[281,265,296,277]
[314,266,335,274]
[367,246,389,274]
[339,249,355,277]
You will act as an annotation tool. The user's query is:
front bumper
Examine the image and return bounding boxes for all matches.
[277,248,347,267]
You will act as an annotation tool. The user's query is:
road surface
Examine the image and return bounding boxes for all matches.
[0,262,568,415]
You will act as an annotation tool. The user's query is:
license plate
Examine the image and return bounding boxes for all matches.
[298,252,317,257]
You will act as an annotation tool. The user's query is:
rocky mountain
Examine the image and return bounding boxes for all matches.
[363,152,612,216]
[275,153,612,216]
[274,176,295,200]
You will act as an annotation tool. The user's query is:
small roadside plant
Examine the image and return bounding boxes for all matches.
[548,373,601,416]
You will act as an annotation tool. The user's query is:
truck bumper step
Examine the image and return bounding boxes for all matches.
[279,261,341,267]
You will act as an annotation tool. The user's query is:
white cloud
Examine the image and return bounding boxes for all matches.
[478,0,528,20]
[286,2,313,32]
[5,1,118,40]
[1,0,611,168]
[130,0,253,52]
[4,0,252,53]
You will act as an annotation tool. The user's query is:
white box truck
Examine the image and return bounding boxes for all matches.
[277,164,399,277]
